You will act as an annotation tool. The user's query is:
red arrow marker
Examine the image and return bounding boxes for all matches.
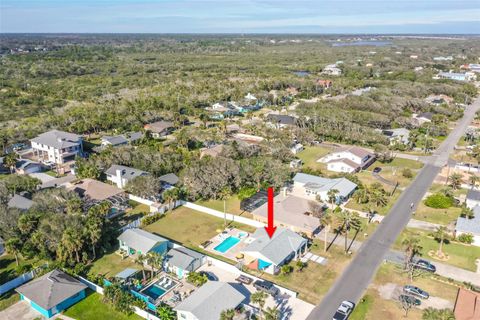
[265,187,277,238]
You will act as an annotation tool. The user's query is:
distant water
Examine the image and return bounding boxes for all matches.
[293,71,311,77]
[332,41,392,47]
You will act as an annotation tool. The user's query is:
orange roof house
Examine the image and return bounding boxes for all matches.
[454,288,480,320]
[317,79,333,88]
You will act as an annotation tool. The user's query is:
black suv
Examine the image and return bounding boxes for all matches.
[414,259,436,273]
[253,280,279,296]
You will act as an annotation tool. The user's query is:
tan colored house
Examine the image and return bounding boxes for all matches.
[144,120,174,138]
[199,145,224,158]
[454,288,480,320]
[66,178,124,201]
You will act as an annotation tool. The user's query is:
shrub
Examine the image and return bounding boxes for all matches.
[186,272,208,287]
[237,187,257,200]
[424,193,453,209]
[141,213,164,227]
[402,168,413,178]
[281,265,293,274]
[458,233,474,244]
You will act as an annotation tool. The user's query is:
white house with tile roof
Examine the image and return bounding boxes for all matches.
[318,146,375,173]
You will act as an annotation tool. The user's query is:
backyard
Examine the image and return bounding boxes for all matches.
[196,195,253,218]
[394,228,480,272]
[88,250,139,279]
[296,145,332,172]
[63,290,143,320]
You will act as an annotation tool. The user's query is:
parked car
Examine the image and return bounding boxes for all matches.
[373,167,382,174]
[332,300,355,320]
[403,285,429,299]
[253,280,279,296]
[399,294,421,306]
[414,259,436,273]
[235,275,253,285]
[199,271,218,281]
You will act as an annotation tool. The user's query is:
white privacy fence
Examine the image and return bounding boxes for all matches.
[183,202,265,228]
[0,264,48,295]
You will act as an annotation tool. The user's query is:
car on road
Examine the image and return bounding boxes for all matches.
[399,294,421,306]
[198,271,218,281]
[253,280,279,297]
[372,167,382,174]
[235,275,253,285]
[413,259,436,273]
[403,285,429,299]
[332,300,355,320]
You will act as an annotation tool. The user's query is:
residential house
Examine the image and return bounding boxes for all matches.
[105,164,148,189]
[425,94,453,105]
[317,79,333,88]
[200,144,224,158]
[455,205,480,246]
[292,172,357,203]
[144,120,175,138]
[242,228,308,274]
[8,194,34,211]
[318,146,375,173]
[164,247,206,279]
[30,130,83,165]
[16,269,87,318]
[265,114,297,129]
[322,64,342,76]
[251,194,321,237]
[232,133,264,145]
[175,281,246,320]
[453,288,480,320]
[413,112,433,126]
[290,143,304,154]
[466,189,480,209]
[101,132,142,147]
[15,159,42,175]
[383,128,410,145]
[118,228,169,257]
[159,173,179,187]
[437,71,476,82]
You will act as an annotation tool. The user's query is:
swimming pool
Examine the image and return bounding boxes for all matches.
[214,236,241,253]
[142,284,166,300]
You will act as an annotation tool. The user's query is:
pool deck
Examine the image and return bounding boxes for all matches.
[140,272,196,308]
[203,227,251,261]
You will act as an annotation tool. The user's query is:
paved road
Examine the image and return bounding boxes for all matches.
[307,97,480,320]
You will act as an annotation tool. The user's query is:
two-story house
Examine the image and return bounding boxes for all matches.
[318,146,375,173]
[30,130,83,165]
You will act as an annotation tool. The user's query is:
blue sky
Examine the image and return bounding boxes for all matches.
[1,0,479,34]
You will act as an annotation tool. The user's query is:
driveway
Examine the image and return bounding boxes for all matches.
[0,301,44,320]
[377,283,453,310]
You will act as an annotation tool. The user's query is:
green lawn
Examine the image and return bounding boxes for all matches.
[63,291,143,320]
[362,158,423,187]
[414,202,461,225]
[296,146,332,171]
[196,195,252,217]
[0,291,19,311]
[345,190,402,216]
[394,228,480,271]
[429,183,468,197]
[143,206,256,249]
[0,254,44,284]
[349,294,373,320]
[88,250,139,278]
[127,203,150,215]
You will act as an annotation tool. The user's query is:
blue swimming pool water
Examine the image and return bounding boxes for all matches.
[142,284,166,300]
[214,236,240,253]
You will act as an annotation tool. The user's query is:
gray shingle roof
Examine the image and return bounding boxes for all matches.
[266,114,297,125]
[467,189,480,202]
[166,247,204,271]
[456,206,480,235]
[144,121,174,133]
[31,130,81,149]
[15,269,87,310]
[175,282,245,320]
[105,165,148,181]
[293,173,357,198]
[118,228,168,253]
[242,228,307,265]
[102,135,128,146]
[8,194,34,210]
[159,173,179,185]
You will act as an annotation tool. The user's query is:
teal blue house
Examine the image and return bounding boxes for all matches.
[118,228,169,257]
[16,269,87,318]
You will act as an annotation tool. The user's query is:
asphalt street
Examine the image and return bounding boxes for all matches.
[306,97,480,320]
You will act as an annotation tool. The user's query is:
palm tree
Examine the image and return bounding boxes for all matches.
[162,188,180,210]
[135,254,147,281]
[147,252,165,277]
[251,291,267,310]
[469,174,480,190]
[401,236,422,271]
[5,237,22,266]
[85,217,102,260]
[263,306,280,320]
[218,186,232,227]
[157,305,176,320]
[4,152,17,174]
[327,189,339,210]
[62,227,84,263]
[220,309,235,320]
[432,226,450,258]
[369,190,388,207]
[353,187,369,204]
[320,213,333,252]
[448,173,463,190]
[335,210,362,254]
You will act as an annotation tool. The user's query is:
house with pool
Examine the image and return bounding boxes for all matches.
[16,269,87,318]
[242,228,308,275]
[118,228,169,257]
